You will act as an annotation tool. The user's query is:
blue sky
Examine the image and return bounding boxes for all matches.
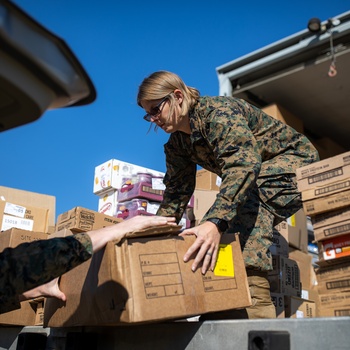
[1,0,349,220]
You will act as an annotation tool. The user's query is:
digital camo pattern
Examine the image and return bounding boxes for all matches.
[157,96,319,270]
[0,233,93,313]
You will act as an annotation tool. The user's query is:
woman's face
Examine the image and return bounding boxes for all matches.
[141,92,184,134]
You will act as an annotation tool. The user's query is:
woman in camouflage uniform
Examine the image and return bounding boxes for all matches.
[137,70,319,319]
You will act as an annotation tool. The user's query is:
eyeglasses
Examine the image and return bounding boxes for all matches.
[143,95,170,122]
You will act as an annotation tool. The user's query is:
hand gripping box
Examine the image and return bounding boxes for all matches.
[44,229,251,326]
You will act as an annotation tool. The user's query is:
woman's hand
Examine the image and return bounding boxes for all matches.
[179,221,221,274]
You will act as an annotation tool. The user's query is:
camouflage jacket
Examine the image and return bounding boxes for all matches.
[0,233,92,314]
[157,96,318,223]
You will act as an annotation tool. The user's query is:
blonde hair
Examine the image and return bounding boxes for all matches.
[137,71,200,118]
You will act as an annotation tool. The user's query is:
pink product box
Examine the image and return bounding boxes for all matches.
[188,195,194,208]
[115,199,160,220]
[118,181,164,203]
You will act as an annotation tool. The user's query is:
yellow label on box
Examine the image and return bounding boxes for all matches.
[288,214,296,227]
[214,244,234,277]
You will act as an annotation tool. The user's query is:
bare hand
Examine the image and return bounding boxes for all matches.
[20,277,66,302]
[123,215,177,232]
[179,221,221,274]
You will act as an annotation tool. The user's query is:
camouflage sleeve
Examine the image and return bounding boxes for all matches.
[0,233,93,314]
[201,104,262,223]
[156,135,196,223]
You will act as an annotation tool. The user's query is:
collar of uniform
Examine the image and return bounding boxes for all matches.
[189,96,215,143]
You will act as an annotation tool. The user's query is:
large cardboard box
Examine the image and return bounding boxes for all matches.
[193,189,219,223]
[0,300,44,326]
[274,209,308,252]
[296,151,350,192]
[316,260,350,294]
[318,233,350,262]
[319,291,350,308]
[318,304,350,317]
[301,178,350,202]
[98,189,118,216]
[93,159,164,195]
[312,207,350,241]
[262,103,304,133]
[0,228,48,326]
[288,248,314,291]
[311,137,346,161]
[0,186,56,227]
[270,228,289,257]
[268,255,301,297]
[0,201,49,233]
[284,296,316,318]
[56,206,122,232]
[196,169,221,191]
[315,261,350,283]
[271,293,285,318]
[44,230,251,326]
[303,189,350,216]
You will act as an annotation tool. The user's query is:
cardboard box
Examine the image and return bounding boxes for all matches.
[196,169,221,191]
[319,291,350,308]
[0,201,49,233]
[0,228,48,326]
[117,181,164,203]
[268,255,301,297]
[274,209,308,252]
[98,189,118,216]
[318,233,350,262]
[262,103,304,133]
[315,261,350,283]
[271,293,285,318]
[312,207,350,241]
[301,178,350,202]
[315,259,350,294]
[318,305,350,317]
[288,248,314,291]
[0,228,48,249]
[284,296,316,318]
[0,299,44,326]
[44,230,251,326]
[93,159,164,195]
[311,136,346,161]
[56,207,122,232]
[270,228,289,257]
[116,199,159,220]
[296,151,350,192]
[303,189,350,216]
[0,186,56,227]
[193,189,219,223]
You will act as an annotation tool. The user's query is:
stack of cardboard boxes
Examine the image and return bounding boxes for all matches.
[0,186,56,326]
[262,103,346,160]
[93,158,192,229]
[296,151,350,317]
[270,210,317,318]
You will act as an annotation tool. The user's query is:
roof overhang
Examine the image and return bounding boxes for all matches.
[216,11,350,149]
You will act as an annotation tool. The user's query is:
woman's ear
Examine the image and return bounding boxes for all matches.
[173,89,184,104]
